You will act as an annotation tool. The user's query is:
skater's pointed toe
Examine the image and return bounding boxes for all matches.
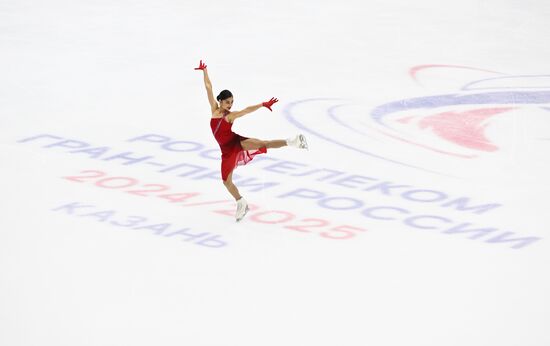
[286,134,309,150]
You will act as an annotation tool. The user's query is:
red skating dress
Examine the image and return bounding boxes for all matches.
[210,113,267,181]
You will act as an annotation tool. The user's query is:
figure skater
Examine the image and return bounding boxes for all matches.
[194,59,308,222]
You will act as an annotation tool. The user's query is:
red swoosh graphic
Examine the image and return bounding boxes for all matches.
[418,107,516,151]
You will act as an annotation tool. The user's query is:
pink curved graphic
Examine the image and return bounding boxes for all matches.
[418,107,516,151]
[409,64,504,86]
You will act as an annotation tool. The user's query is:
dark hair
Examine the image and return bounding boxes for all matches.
[216,89,233,102]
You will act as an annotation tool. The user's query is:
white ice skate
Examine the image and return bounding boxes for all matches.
[235,197,249,222]
[287,134,309,150]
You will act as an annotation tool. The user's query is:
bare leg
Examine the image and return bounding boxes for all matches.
[265,140,287,148]
[223,170,242,201]
[241,138,287,150]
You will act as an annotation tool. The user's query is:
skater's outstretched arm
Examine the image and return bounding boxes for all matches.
[194,60,217,113]
[227,97,279,122]
[227,103,262,122]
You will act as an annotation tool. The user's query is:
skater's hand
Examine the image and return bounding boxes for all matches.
[262,97,278,111]
[194,60,207,70]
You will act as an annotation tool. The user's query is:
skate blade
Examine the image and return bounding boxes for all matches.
[299,135,309,150]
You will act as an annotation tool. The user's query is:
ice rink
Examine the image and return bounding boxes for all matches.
[2,0,550,345]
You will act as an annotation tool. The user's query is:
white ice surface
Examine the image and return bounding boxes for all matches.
[1,1,550,345]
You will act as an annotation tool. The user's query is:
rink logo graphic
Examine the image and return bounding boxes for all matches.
[16,133,544,250]
[51,201,228,248]
[370,74,550,155]
[283,65,550,175]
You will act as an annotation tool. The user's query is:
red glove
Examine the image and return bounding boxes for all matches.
[194,60,207,70]
[262,97,279,111]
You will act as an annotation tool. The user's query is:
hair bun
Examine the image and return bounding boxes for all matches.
[217,89,233,102]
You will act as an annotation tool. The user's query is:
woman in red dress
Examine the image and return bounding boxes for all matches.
[195,60,308,221]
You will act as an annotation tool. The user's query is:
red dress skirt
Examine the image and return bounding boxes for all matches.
[210,115,267,181]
